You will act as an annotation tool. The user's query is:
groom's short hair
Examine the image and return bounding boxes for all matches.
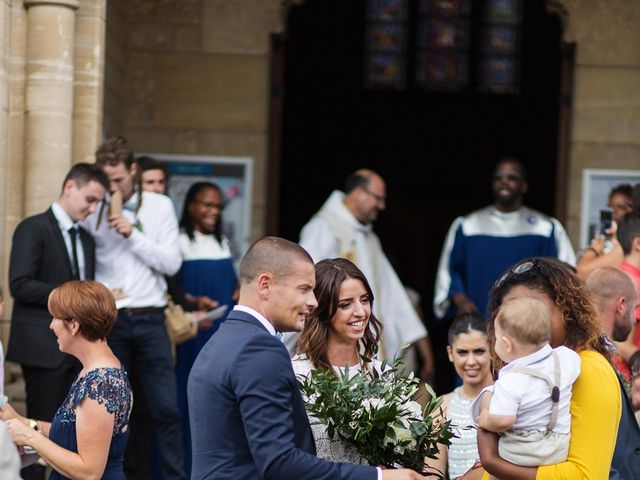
[239,236,313,283]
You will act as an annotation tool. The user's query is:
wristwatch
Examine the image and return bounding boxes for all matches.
[28,418,40,432]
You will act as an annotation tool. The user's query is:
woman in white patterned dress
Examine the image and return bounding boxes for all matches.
[431,313,493,479]
[292,257,384,464]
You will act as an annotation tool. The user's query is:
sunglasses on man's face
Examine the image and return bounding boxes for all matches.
[492,173,524,182]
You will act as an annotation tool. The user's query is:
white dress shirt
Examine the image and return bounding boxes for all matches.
[81,191,181,308]
[51,202,86,280]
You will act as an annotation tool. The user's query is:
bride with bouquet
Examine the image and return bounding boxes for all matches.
[293,258,451,476]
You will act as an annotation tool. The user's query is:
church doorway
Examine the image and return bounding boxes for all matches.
[273,0,569,392]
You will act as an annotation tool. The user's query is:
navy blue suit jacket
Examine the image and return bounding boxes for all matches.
[610,376,640,479]
[187,309,377,480]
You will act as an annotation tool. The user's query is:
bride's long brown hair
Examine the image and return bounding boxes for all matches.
[296,258,382,376]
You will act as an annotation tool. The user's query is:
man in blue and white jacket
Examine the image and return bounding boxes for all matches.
[434,157,576,320]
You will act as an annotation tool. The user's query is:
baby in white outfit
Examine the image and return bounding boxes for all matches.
[475,296,581,466]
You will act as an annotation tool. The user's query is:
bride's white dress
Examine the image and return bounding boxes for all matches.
[292,353,381,465]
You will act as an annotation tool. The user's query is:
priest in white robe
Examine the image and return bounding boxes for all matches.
[286,169,434,380]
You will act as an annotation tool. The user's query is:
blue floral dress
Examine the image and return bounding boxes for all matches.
[48,367,133,480]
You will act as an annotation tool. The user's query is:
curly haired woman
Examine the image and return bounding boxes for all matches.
[466,257,621,480]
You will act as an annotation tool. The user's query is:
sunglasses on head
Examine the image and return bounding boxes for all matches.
[494,259,540,289]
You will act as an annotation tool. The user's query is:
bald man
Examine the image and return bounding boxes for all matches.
[295,170,433,380]
[586,267,637,343]
[187,236,425,480]
[585,266,640,480]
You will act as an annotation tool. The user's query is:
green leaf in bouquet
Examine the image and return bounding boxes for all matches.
[410,421,427,437]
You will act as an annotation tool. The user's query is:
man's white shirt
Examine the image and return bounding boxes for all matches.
[81,190,181,307]
[51,202,87,280]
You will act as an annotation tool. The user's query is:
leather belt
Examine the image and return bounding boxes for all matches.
[118,307,166,316]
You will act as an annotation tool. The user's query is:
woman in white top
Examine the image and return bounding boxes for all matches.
[292,257,383,464]
[431,313,493,479]
[175,181,238,476]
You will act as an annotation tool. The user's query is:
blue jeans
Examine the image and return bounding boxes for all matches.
[108,311,185,480]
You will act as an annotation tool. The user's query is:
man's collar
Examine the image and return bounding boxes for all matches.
[233,305,277,336]
[124,191,140,212]
[321,190,372,232]
[491,205,524,216]
[51,202,76,230]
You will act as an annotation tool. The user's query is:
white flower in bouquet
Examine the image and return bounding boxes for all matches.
[385,419,417,455]
[361,397,386,412]
[403,400,424,418]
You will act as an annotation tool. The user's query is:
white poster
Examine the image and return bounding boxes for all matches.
[580,168,640,247]
[143,153,254,262]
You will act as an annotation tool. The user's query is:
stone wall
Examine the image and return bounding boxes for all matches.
[103,0,126,137]
[558,0,640,243]
[0,0,12,344]
[73,0,107,163]
[113,0,285,241]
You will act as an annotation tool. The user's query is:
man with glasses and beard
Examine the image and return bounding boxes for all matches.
[434,157,575,321]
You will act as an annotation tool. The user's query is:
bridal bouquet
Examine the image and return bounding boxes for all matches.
[297,359,453,477]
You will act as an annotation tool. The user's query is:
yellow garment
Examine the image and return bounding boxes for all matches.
[536,350,621,479]
[481,350,621,480]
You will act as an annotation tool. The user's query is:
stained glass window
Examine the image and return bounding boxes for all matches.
[364,0,409,89]
[478,0,522,93]
[420,0,472,17]
[365,0,523,93]
[416,52,469,90]
[483,0,521,24]
[367,0,409,22]
[415,0,472,91]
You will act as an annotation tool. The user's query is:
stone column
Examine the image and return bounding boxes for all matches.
[1,0,27,337]
[73,0,106,164]
[23,0,79,216]
[0,0,12,341]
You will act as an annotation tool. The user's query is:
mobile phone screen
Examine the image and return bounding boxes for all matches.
[600,209,613,236]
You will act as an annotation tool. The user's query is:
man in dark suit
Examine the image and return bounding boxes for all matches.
[6,163,108,480]
[188,236,425,480]
[585,267,640,480]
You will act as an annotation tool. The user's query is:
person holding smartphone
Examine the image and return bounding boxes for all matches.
[576,183,633,280]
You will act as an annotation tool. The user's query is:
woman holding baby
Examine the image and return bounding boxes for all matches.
[467,257,621,480]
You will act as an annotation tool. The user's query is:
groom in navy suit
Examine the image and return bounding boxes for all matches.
[188,237,425,479]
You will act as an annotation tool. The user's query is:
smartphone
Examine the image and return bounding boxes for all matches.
[599,209,613,236]
[193,304,228,324]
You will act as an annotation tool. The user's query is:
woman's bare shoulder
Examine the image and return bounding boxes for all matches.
[439,390,454,413]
